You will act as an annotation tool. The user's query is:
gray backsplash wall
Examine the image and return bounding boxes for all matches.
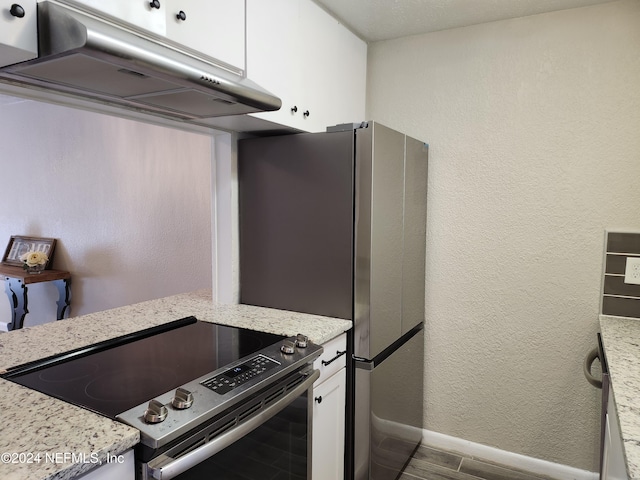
[602,231,640,318]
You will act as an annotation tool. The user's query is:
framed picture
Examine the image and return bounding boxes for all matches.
[2,236,57,269]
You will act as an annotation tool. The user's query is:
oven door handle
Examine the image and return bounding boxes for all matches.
[146,368,320,480]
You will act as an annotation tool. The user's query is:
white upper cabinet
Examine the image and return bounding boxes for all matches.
[246,0,300,128]
[298,0,366,131]
[247,0,366,132]
[0,0,37,67]
[164,0,245,73]
[56,0,166,36]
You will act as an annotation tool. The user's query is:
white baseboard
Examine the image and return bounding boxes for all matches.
[421,429,599,480]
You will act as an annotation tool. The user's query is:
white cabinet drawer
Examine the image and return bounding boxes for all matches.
[314,333,347,385]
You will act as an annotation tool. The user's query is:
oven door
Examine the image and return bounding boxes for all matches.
[141,368,319,480]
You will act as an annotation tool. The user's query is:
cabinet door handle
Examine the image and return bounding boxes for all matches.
[176,10,186,21]
[149,0,161,9]
[10,4,25,18]
[291,106,298,113]
[315,396,322,404]
[303,110,310,118]
[583,347,602,389]
[321,350,346,367]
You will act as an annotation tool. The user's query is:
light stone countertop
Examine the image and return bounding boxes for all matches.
[599,315,640,480]
[0,289,352,480]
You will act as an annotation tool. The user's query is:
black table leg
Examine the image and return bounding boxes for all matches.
[4,277,28,331]
[55,278,71,320]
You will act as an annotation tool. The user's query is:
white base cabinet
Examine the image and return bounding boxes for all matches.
[313,333,347,480]
[313,367,346,480]
[602,388,629,480]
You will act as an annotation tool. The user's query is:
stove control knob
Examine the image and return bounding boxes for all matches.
[144,399,168,424]
[295,334,308,348]
[172,387,194,410]
[280,341,296,354]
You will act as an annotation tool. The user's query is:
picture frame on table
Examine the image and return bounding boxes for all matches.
[1,236,57,269]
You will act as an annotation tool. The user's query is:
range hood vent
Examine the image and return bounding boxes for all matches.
[0,1,281,121]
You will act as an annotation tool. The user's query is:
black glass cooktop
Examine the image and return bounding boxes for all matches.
[3,317,286,418]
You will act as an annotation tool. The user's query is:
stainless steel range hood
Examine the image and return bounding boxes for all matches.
[0,1,281,121]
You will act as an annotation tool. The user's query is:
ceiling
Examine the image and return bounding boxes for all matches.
[313,0,619,42]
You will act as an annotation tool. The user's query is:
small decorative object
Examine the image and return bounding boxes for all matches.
[2,236,56,269]
[20,251,49,274]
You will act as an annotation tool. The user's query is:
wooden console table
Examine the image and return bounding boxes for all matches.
[0,265,71,331]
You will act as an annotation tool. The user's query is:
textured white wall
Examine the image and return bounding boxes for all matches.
[367,0,640,471]
[0,98,213,330]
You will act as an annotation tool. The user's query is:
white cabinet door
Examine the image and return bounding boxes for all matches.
[603,389,629,480]
[54,0,166,36]
[246,0,366,132]
[312,367,346,480]
[165,0,245,72]
[311,333,347,480]
[0,0,37,67]
[294,0,326,132]
[298,0,366,131]
[246,0,301,127]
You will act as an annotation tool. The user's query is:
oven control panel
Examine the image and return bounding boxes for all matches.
[201,354,279,395]
[116,335,323,450]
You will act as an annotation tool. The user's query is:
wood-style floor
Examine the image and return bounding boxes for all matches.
[400,444,557,480]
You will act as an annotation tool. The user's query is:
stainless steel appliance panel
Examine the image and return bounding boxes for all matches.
[354,123,405,360]
[353,364,371,480]
[353,125,373,361]
[354,328,424,480]
[402,137,428,335]
[239,131,355,320]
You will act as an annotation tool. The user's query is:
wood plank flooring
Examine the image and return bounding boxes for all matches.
[400,445,558,480]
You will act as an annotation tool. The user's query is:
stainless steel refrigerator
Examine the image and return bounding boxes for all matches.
[238,121,427,480]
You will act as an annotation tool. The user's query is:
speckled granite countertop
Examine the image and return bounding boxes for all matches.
[600,315,640,480]
[0,289,351,480]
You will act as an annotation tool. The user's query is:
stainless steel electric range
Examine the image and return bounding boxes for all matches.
[2,316,322,480]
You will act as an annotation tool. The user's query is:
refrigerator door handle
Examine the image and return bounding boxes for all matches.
[353,356,374,371]
[354,323,424,372]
